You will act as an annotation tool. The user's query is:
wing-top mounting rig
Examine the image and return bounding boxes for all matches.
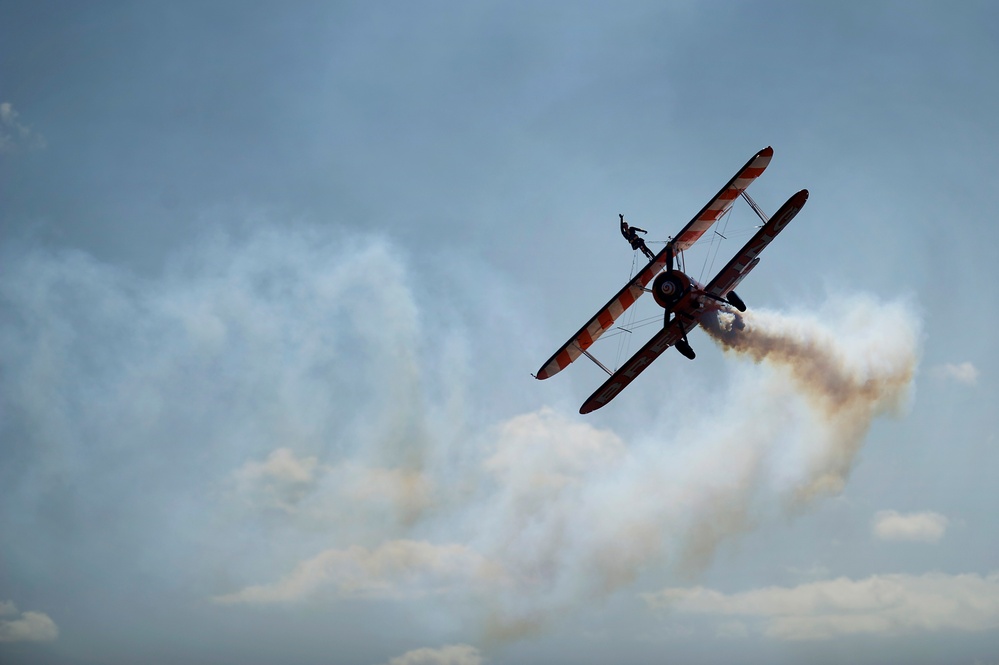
[534,146,808,414]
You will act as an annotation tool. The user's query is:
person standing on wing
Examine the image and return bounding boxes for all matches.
[619,214,655,260]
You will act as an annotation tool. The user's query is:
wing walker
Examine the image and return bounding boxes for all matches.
[535,146,808,414]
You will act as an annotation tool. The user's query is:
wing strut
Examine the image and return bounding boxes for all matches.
[706,189,809,299]
[741,190,770,224]
[580,347,613,376]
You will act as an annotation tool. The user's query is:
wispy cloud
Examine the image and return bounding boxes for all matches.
[644,571,999,640]
[231,447,320,513]
[0,601,58,643]
[213,540,504,604]
[229,449,436,527]
[871,510,948,542]
[930,362,979,385]
[378,644,483,665]
[0,102,46,153]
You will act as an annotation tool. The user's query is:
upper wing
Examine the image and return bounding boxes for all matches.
[706,189,808,298]
[535,147,774,381]
[535,251,672,380]
[579,313,700,414]
[673,146,774,252]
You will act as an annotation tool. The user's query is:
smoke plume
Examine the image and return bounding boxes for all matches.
[1,222,922,653]
[700,299,919,499]
[469,297,920,637]
[203,278,920,642]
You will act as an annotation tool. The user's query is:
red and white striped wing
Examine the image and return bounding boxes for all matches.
[579,313,700,414]
[673,146,773,251]
[535,253,670,380]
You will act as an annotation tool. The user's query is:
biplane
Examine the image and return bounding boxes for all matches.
[535,146,808,414]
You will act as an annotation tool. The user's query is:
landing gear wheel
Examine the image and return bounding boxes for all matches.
[675,339,696,360]
[726,290,746,312]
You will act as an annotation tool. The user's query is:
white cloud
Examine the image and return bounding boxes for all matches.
[930,362,979,385]
[230,449,435,526]
[213,540,504,604]
[231,447,320,513]
[379,644,483,665]
[0,601,58,643]
[872,510,948,542]
[484,406,626,491]
[643,571,999,640]
[0,101,46,153]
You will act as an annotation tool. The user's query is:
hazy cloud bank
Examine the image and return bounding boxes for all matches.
[645,571,999,640]
[379,644,484,665]
[872,510,949,542]
[0,601,58,643]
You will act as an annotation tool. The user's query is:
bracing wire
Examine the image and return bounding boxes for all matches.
[601,314,663,341]
[594,199,764,369]
[613,253,639,370]
[593,198,767,362]
[698,223,719,283]
[703,206,735,282]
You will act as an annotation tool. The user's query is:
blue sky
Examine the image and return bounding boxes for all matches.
[2,2,998,664]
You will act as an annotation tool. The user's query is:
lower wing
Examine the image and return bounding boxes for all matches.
[535,252,671,380]
[579,313,700,414]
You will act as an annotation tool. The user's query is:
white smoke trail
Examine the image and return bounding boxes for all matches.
[467,296,921,638]
[700,298,920,500]
[0,223,922,653]
[204,280,918,643]
[210,295,921,644]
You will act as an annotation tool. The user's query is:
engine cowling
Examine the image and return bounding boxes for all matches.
[652,271,691,310]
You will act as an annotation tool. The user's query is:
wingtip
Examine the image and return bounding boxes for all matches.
[760,146,774,157]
